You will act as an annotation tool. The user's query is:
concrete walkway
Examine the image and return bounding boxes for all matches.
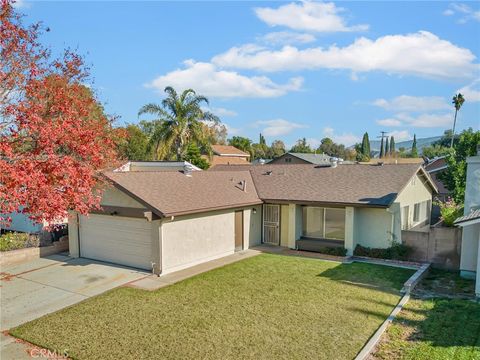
[129,249,261,290]
[1,254,149,360]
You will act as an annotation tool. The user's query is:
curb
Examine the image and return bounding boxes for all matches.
[354,263,430,360]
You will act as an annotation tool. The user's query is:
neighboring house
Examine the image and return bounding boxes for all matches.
[68,162,436,275]
[205,145,250,166]
[115,161,201,172]
[455,147,480,296]
[269,152,333,165]
[424,156,449,201]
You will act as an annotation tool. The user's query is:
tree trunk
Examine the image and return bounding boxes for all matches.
[450,109,458,148]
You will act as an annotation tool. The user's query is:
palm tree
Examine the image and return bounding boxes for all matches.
[138,87,219,160]
[450,93,465,148]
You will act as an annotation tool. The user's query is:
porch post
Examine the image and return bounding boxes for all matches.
[344,207,355,256]
[150,219,162,275]
[287,204,297,249]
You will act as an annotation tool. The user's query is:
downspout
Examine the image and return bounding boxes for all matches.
[386,206,395,244]
[76,213,81,257]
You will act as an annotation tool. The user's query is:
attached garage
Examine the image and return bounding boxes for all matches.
[79,214,153,270]
[68,169,262,275]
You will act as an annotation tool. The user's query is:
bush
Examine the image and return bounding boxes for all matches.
[315,246,348,257]
[354,243,412,261]
[436,198,463,227]
[0,232,39,252]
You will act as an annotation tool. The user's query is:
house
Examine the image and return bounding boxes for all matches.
[213,163,436,254]
[205,145,250,166]
[424,156,449,201]
[455,147,480,296]
[269,152,334,165]
[68,161,436,275]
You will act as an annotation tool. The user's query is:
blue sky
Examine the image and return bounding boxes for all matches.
[17,0,480,147]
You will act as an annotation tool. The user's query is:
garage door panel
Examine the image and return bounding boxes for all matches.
[79,215,152,270]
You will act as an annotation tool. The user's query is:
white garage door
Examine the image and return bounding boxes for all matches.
[79,214,152,270]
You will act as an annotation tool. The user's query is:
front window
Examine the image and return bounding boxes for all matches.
[302,207,345,240]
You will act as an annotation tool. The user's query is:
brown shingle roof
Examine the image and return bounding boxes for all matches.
[211,163,435,207]
[207,155,250,166]
[104,170,261,217]
[211,145,250,157]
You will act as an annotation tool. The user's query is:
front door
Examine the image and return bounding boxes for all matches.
[263,204,280,245]
[234,210,244,251]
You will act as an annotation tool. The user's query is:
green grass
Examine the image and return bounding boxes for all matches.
[10,254,414,360]
[372,299,480,360]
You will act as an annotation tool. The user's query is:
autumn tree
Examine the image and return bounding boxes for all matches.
[0,1,120,225]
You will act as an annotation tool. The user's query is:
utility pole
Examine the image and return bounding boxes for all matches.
[377,131,387,158]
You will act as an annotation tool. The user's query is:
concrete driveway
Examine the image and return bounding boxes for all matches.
[0,254,149,331]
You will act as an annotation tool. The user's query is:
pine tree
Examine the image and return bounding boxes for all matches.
[384,137,389,157]
[411,134,418,157]
[379,136,385,158]
[259,133,266,145]
[360,132,370,159]
[389,136,395,155]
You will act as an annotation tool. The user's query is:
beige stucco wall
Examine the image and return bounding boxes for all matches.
[100,187,145,208]
[394,173,433,229]
[68,212,79,257]
[354,207,393,249]
[161,207,259,274]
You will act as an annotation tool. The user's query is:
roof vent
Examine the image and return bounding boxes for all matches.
[183,164,194,176]
[264,170,273,176]
[330,157,338,168]
[377,161,384,166]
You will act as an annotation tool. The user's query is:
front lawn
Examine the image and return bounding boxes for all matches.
[371,299,480,360]
[11,254,414,360]
[371,270,480,360]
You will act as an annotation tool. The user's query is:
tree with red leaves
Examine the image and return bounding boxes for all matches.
[1,0,120,227]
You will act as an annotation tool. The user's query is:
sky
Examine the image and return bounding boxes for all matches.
[15,0,480,147]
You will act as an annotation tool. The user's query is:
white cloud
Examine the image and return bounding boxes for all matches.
[146,60,303,98]
[202,106,238,117]
[254,1,368,33]
[458,79,480,102]
[258,31,316,46]
[212,31,478,80]
[224,123,242,136]
[377,118,403,127]
[378,113,453,128]
[387,130,412,142]
[254,119,307,137]
[322,127,361,146]
[12,0,29,8]
[372,95,450,112]
[444,3,480,23]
